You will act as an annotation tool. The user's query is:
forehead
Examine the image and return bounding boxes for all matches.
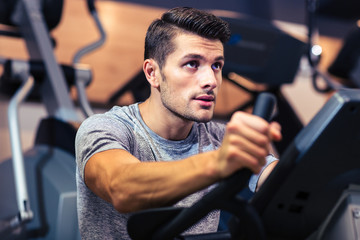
[169,32,224,60]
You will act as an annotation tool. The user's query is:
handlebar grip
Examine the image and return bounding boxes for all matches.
[87,0,96,12]
[252,92,276,122]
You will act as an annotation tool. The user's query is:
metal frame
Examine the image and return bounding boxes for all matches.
[11,0,79,122]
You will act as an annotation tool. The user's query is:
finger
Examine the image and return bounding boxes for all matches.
[227,119,270,149]
[229,111,268,130]
[226,145,265,174]
[269,122,282,141]
[227,134,268,166]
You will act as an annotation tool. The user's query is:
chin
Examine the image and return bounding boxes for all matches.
[195,114,213,123]
[181,108,214,122]
[197,110,214,122]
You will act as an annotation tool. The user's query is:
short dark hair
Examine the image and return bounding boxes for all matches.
[144,7,231,69]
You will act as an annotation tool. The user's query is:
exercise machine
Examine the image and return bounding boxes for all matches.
[0,0,106,239]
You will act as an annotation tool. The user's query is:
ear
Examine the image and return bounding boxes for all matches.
[143,59,160,88]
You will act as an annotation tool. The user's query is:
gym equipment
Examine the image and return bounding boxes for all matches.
[304,0,360,93]
[222,17,305,86]
[0,0,106,239]
[251,88,360,239]
[127,88,360,239]
[327,23,360,88]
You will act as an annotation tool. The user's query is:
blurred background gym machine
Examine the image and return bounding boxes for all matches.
[0,0,105,239]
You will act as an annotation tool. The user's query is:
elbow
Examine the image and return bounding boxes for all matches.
[109,186,130,213]
[112,199,132,214]
[111,196,136,214]
[109,184,141,214]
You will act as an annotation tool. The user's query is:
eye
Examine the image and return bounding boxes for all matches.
[212,62,223,71]
[185,61,199,69]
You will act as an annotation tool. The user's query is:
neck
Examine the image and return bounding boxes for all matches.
[139,98,194,140]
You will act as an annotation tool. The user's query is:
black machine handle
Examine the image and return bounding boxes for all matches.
[128,92,277,240]
[252,92,276,121]
[87,0,96,13]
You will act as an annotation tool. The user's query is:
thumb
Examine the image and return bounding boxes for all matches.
[269,122,282,142]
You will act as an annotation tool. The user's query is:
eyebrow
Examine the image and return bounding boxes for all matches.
[183,54,225,62]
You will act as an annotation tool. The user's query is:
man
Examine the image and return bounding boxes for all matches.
[75,7,282,239]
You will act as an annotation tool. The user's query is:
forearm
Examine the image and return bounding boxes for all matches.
[85,149,221,213]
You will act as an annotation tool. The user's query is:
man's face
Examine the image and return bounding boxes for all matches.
[158,32,224,123]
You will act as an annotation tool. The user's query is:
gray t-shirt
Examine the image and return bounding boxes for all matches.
[75,103,276,239]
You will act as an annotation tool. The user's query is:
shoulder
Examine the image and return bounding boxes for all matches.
[76,104,142,149]
[78,104,139,131]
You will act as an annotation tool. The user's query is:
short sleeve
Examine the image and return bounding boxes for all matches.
[75,114,133,180]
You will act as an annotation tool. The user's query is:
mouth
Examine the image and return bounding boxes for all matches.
[194,95,215,107]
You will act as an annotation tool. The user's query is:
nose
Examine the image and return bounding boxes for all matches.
[200,67,218,90]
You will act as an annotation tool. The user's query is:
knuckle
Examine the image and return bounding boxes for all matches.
[257,135,269,146]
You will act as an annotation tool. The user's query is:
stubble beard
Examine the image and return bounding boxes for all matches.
[159,71,214,123]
